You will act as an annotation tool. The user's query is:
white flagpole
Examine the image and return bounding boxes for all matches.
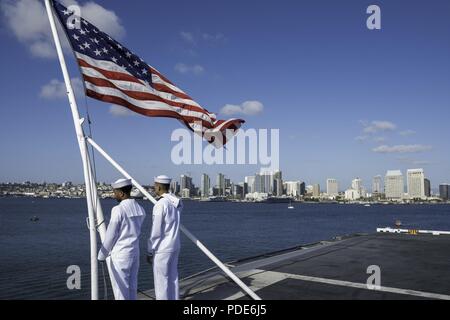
[44,0,104,300]
[86,137,262,300]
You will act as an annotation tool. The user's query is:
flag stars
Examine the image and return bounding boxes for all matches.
[102,47,109,54]
[125,52,132,58]
[133,60,140,66]
[79,29,86,35]
[63,9,71,16]
[111,57,118,63]
[83,42,91,49]
[94,49,102,56]
[141,68,148,75]
[73,34,80,41]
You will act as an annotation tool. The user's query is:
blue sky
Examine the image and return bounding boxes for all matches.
[0,0,449,191]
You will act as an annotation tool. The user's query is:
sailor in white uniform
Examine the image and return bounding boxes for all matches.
[97,178,146,300]
[147,175,182,300]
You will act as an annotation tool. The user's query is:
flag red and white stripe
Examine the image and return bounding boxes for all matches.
[53,0,244,147]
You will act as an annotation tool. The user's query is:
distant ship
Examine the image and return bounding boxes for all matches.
[207,196,228,202]
[262,197,293,204]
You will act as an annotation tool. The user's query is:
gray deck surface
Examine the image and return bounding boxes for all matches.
[139,233,450,300]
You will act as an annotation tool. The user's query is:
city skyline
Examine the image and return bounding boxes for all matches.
[1,0,450,187]
[2,166,448,195]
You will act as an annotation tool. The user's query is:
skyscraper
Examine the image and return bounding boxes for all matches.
[351,178,367,198]
[170,180,180,195]
[313,184,321,198]
[216,173,225,196]
[385,170,404,200]
[245,176,255,194]
[180,175,193,193]
[424,178,431,198]
[440,184,449,200]
[285,181,301,198]
[407,169,425,199]
[274,178,283,196]
[372,175,382,194]
[326,179,339,197]
[254,174,263,193]
[260,171,273,194]
[201,174,210,198]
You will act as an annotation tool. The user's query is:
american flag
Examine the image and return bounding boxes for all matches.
[52,0,244,147]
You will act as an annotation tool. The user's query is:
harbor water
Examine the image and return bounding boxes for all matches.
[0,197,449,299]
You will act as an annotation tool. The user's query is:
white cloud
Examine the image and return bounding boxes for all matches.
[220,101,264,116]
[1,0,125,59]
[174,63,205,75]
[363,121,397,134]
[372,144,432,154]
[180,31,225,45]
[400,130,416,136]
[180,31,195,45]
[202,33,225,42]
[109,105,136,117]
[373,136,387,143]
[354,136,368,142]
[40,78,84,99]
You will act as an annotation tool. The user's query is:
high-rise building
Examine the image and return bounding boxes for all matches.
[245,176,255,194]
[180,175,193,193]
[242,182,249,196]
[351,178,365,197]
[326,179,339,197]
[424,178,431,198]
[254,174,263,193]
[407,169,425,199]
[225,178,231,189]
[372,175,382,194]
[385,170,404,200]
[170,180,180,195]
[313,184,320,198]
[232,184,244,199]
[299,182,306,196]
[216,173,225,196]
[345,189,360,201]
[260,171,273,194]
[285,181,301,198]
[273,170,282,181]
[439,184,449,200]
[274,178,283,196]
[200,174,210,198]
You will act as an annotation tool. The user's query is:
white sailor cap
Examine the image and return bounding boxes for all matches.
[111,178,132,189]
[154,175,171,184]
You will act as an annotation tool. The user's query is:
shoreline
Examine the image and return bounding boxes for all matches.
[1,195,449,205]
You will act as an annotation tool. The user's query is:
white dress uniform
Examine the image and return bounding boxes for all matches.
[98,179,146,300]
[148,176,182,300]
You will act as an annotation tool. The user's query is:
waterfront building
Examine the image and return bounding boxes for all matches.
[407,169,426,199]
[440,184,449,200]
[385,170,404,200]
[326,179,339,197]
[372,175,382,194]
[201,174,210,198]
